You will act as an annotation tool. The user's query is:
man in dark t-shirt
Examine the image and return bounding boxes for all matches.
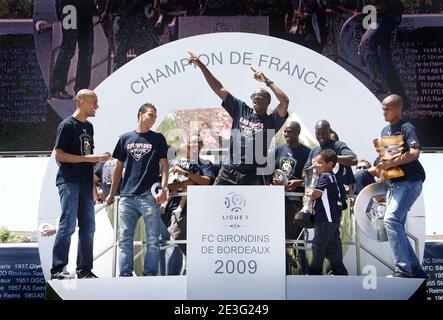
[377,94,427,278]
[304,120,357,209]
[353,159,376,195]
[188,52,289,185]
[106,103,169,277]
[272,121,311,275]
[164,139,214,275]
[51,89,110,280]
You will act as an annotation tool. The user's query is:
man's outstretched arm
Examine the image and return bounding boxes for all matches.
[188,52,230,101]
[251,67,289,118]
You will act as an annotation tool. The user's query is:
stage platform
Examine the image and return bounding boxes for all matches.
[48,275,425,300]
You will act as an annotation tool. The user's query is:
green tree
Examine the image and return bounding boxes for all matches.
[0,227,11,243]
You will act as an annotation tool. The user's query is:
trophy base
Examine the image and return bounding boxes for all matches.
[293,211,314,229]
[382,167,404,180]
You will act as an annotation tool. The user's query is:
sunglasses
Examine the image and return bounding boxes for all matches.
[250,92,266,100]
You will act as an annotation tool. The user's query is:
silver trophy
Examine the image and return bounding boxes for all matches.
[293,165,318,228]
[272,169,289,186]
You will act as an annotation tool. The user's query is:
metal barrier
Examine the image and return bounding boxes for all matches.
[92,191,420,277]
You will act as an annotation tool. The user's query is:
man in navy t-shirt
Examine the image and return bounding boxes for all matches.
[51,89,110,280]
[308,149,348,275]
[106,103,169,277]
[271,121,311,274]
[377,94,427,278]
[304,120,357,209]
[353,159,376,195]
[188,52,289,185]
[163,139,214,275]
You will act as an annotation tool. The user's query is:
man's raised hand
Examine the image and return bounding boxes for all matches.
[188,51,202,68]
[251,67,268,83]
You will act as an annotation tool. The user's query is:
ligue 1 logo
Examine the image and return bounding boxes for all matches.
[223,192,248,229]
[224,191,246,213]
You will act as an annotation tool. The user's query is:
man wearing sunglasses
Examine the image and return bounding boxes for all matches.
[353,159,376,196]
[188,52,289,185]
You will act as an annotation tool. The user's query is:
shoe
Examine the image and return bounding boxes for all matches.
[77,271,98,279]
[51,271,70,280]
[50,90,73,100]
[387,271,413,278]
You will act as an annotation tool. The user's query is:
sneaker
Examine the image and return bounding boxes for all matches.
[51,271,70,280]
[77,271,98,279]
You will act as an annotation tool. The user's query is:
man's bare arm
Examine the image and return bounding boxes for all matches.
[188,51,230,101]
[251,67,289,118]
[54,148,110,164]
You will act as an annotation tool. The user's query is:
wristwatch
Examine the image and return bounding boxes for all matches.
[265,80,274,87]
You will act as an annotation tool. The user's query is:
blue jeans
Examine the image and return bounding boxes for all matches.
[51,183,95,274]
[309,222,348,275]
[159,219,170,276]
[118,194,160,276]
[159,219,184,275]
[384,180,427,277]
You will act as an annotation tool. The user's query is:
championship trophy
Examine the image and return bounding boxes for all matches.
[272,169,289,186]
[373,135,405,180]
[293,165,318,229]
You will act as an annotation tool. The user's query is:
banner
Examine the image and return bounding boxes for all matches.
[187,186,285,300]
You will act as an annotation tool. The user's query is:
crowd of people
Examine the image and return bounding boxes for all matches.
[49,0,443,102]
[47,49,428,280]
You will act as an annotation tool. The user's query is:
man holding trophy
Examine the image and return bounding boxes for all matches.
[297,120,357,226]
[376,94,427,279]
[271,121,311,274]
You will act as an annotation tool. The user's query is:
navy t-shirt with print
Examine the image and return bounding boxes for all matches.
[112,130,168,196]
[222,94,288,171]
[313,172,343,223]
[171,158,214,181]
[304,139,356,186]
[381,119,425,182]
[168,158,215,208]
[354,169,376,195]
[275,143,311,192]
[55,116,94,187]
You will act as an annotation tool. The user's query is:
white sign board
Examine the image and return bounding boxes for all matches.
[187,186,285,300]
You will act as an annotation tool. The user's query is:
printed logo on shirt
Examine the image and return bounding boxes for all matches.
[103,159,117,184]
[127,142,152,161]
[79,134,92,155]
[173,159,201,174]
[279,156,297,177]
[239,117,264,136]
